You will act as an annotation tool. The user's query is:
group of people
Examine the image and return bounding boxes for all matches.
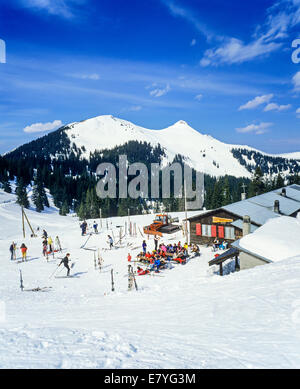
[42,230,61,258]
[134,237,200,274]
[212,238,228,252]
[80,220,99,236]
[9,242,27,262]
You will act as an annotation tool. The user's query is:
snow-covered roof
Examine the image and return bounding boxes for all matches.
[233,216,300,263]
[222,185,300,226]
[230,219,258,232]
[223,200,281,226]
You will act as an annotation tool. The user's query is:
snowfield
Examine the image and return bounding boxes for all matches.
[1,189,300,369]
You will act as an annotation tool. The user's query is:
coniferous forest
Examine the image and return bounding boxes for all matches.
[1,127,300,219]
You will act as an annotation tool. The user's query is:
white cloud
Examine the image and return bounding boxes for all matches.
[190,39,197,46]
[200,37,282,66]
[239,94,273,110]
[296,107,300,118]
[200,0,300,66]
[129,105,142,111]
[24,120,63,133]
[71,73,100,80]
[236,122,273,134]
[149,84,171,97]
[264,102,291,111]
[19,0,83,19]
[161,1,214,40]
[194,94,203,101]
[293,71,300,91]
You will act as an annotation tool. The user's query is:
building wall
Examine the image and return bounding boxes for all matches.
[239,252,270,270]
[189,209,243,245]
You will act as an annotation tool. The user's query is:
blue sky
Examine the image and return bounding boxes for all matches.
[0,0,300,154]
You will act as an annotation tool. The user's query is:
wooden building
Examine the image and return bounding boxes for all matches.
[187,184,300,246]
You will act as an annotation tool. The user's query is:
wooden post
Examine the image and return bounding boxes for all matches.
[111,269,115,292]
[21,206,25,239]
[23,208,37,237]
[20,270,24,291]
[94,251,97,270]
[131,267,138,291]
[128,265,133,291]
[220,262,223,276]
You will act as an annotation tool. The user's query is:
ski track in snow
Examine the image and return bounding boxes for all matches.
[1,190,300,368]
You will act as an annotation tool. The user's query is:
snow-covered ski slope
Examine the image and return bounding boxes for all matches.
[65,115,257,178]
[1,190,300,369]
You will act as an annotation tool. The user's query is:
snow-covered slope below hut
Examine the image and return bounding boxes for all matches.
[1,188,300,368]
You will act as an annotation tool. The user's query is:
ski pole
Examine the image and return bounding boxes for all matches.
[49,265,60,279]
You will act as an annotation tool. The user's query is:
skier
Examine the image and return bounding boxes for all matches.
[127,253,132,262]
[59,253,71,276]
[93,221,98,234]
[9,242,16,261]
[142,240,147,254]
[42,241,48,257]
[154,235,160,251]
[42,229,48,239]
[80,220,87,236]
[107,235,114,250]
[20,243,27,262]
[55,236,62,252]
[48,236,53,253]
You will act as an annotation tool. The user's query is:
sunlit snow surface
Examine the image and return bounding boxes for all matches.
[1,189,300,368]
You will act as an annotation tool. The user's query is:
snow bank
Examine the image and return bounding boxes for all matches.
[239,216,300,262]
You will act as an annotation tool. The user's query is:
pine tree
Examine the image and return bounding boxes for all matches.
[275,173,284,189]
[16,177,30,208]
[60,200,69,216]
[211,180,224,209]
[32,183,44,212]
[1,170,11,193]
[249,167,265,197]
[222,176,231,206]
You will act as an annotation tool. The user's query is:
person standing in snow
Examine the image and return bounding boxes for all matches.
[20,243,27,262]
[48,236,53,253]
[59,253,71,276]
[42,241,48,257]
[9,242,16,261]
[42,230,48,239]
[142,240,147,254]
[154,235,160,251]
[93,221,98,234]
[80,220,87,236]
[55,236,62,252]
[107,235,113,250]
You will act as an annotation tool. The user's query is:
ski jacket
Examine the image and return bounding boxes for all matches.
[60,256,69,266]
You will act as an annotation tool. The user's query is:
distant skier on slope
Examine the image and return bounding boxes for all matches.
[9,242,16,261]
[48,236,53,253]
[42,229,48,239]
[80,221,87,236]
[55,236,62,252]
[107,235,113,250]
[59,253,71,276]
[93,221,98,234]
[20,243,27,262]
